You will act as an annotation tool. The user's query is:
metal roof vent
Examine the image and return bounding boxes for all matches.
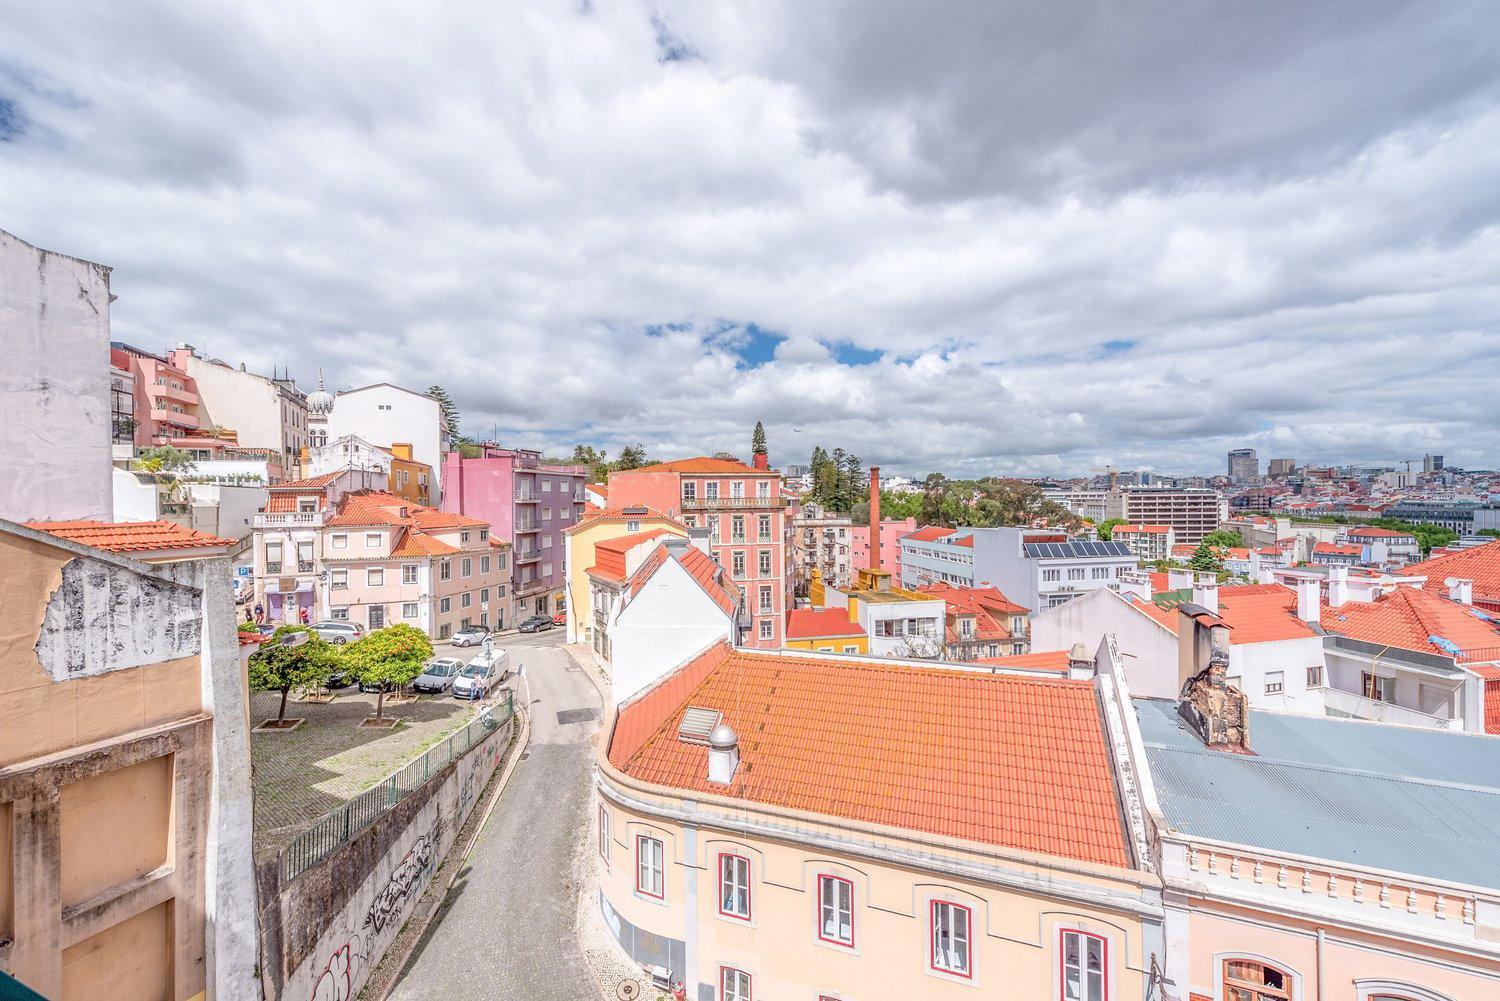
[622,506,649,516]
[678,706,723,745]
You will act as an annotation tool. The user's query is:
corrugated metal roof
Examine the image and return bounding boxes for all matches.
[1136,697,1500,890]
[1024,540,1133,560]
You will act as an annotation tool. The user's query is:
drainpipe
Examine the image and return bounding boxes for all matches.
[1316,926,1325,999]
[683,823,699,999]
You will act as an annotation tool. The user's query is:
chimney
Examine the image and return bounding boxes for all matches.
[1191,572,1219,613]
[1116,570,1152,603]
[1249,550,1262,581]
[752,451,769,470]
[1447,577,1474,605]
[1176,605,1249,752]
[868,466,882,570]
[1067,642,1095,680]
[1295,577,1320,625]
[1167,568,1194,591]
[707,721,740,784]
[1327,566,1350,608]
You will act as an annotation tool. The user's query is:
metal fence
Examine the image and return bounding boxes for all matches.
[281,692,515,883]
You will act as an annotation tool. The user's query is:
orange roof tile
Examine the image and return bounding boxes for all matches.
[391,530,460,557]
[1320,587,1500,662]
[625,543,740,618]
[1405,542,1500,608]
[786,607,863,639]
[904,525,955,543]
[1346,526,1412,538]
[267,470,344,490]
[26,520,233,554]
[1314,542,1363,557]
[564,505,684,535]
[972,649,1072,672]
[609,644,1131,867]
[588,529,676,582]
[1131,584,1318,644]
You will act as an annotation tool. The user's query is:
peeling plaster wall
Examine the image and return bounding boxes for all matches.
[0,228,113,523]
[34,556,202,683]
[258,719,510,1001]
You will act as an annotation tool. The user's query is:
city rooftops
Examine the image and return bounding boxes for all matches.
[610,642,1132,867]
[1023,540,1133,560]
[25,520,234,559]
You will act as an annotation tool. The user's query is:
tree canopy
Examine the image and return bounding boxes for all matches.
[805,445,864,512]
[751,421,767,457]
[1201,529,1244,550]
[427,385,466,444]
[570,442,653,481]
[341,623,434,720]
[1188,541,1225,573]
[247,625,339,724]
[1096,518,1126,540]
[914,476,1083,532]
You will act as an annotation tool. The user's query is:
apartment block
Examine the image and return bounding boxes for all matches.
[900,526,1136,612]
[1111,523,1174,562]
[789,501,853,591]
[441,444,586,621]
[166,346,310,476]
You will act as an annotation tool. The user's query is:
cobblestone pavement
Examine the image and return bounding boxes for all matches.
[250,685,480,854]
[388,632,599,1001]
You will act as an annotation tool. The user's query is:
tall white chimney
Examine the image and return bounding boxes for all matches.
[1249,550,1262,582]
[1192,572,1219,614]
[1067,642,1095,680]
[707,721,740,784]
[1295,577,1321,625]
[1447,578,1474,606]
[1327,566,1350,609]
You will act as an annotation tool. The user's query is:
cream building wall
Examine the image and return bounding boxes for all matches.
[564,516,687,645]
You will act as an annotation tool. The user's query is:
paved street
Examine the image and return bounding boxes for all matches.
[389,628,601,1001]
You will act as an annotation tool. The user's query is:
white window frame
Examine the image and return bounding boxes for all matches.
[461,557,472,578]
[931,900,972,978]
[403,564,419,585]
[636,835,664,900]
[1060,928,1108,1001]
[720,968,751,1001]
[402,602,418,618]
[599,806,610,863]
[331,533,348,549]
[718,853,751,920]
[817,874,854,947]
[365,532,381,548]
[366,568,384,587]
[331,569,348,589]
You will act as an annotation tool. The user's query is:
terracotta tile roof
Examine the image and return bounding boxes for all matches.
[786,607,863,639]
[1149,571,1170,594]
[267,470,343,491]
[1313,542,1363,557]
[26,520,233,554]
[391,530,460,557]
[972,649,1072,672]
[918,583,1028,643]
[633,456,772,475]
[588,528,676,583]
[609,643,1130,867]
[1135,584,1318,644]
[625,543,740,618]
[324,492,480,559]
[1346,526,1412,538]
[1405,542,1500,608]
[410,508,488,530]
[1320,587,1500,662]
[564,505,683,535]
[904,525,956,543]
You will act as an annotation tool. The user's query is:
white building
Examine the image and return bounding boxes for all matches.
[306,433,399,480]
[113,466,269,542]
[167,346,310,476]
[789,500,854,591]
[1,228,114,522]
[604,537,742,704]
[1112,523,1174,562]
[323,382,448,502]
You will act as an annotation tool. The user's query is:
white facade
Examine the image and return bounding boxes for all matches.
[306,434,396,479]
[324,384,446,501]
[169,348,309,472]
[857,596,946,658]
[0,228,114,522]
[607,548,737,704]
[114,462,273,540]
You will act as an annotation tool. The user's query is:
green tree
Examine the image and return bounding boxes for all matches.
[1096,518,1126,540]
[1189,542,1225,573]
[136,446,196,475]
[842,453,863,511]
[340,623,433,721]
[427,385,465,443]
[751,421,767,458]
[1202,530,1244,550]
[571,444,611,482]
[247,626,339,725]
[1479,529,1500,539]
[613,443,650,471]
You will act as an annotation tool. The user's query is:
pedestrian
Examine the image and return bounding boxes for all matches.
[254,602,265,624]
[244,607,253,624]
[299,606,310,625]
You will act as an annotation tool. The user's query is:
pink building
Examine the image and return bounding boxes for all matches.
[114,342,204,446]
[851,516,919,572]
[441,444,586,622]
[607,455,790,647]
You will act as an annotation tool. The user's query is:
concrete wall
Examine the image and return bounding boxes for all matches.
[325,387,443,501]
[175,354,284,451]
[257,717,511,1001]
[1032,589,1180,699]
[0,229,113,522]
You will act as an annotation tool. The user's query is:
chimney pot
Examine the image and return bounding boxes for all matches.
[1446,577,1474,606]
[1192,573,1219,613]
[707,721,740,784]
[1295,577,1321,625]
[1067,642,1094,680]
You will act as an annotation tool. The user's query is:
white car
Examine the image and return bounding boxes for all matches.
[413,657,463,694]
[452,649,508,701]
[450,624,491,648]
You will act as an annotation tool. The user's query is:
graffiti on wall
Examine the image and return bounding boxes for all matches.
[363,815,443,936]
[310,938,367,1001]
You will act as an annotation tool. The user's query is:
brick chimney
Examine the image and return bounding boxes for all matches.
[1176,605,1250,752]
[868,466,881,570]
[752,451,769,470]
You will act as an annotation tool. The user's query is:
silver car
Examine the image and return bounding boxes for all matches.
[309,620,364,645]
[450,624,491,648]
[413,657,462,694]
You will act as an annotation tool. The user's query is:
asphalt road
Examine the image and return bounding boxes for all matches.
[387,629,601,1001]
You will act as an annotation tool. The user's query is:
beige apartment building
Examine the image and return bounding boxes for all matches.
[1,519,255,1001]
[595,641,1164,1000]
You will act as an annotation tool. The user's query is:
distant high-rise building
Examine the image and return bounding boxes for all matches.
[1268,458,1296,478]
[1228,448,1258,482]
[1423,453,1445,474]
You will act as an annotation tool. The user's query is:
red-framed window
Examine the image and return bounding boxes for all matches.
[718,853,751,920]
[720,966,752,1001]
[817,874,854,947]
[635,835,664,899]
[1060,928,1107,1000]
[930,900,972,978]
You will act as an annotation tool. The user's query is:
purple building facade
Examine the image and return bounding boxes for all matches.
[441,444,587,623]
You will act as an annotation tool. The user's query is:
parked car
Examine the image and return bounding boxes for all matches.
[413,657,463,694]
[550,610,567,626]
[452,649,508,701]
[450,624,491,648]
[309,620,364,645]
[358,677,395,694]
[518,615,553,633]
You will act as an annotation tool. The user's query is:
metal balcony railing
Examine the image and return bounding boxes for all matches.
[682,496,786,511]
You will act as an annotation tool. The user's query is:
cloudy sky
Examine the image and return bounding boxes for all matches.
[3,1,1499,477]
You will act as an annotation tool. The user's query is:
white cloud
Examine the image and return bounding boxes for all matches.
[1,0,1497,476]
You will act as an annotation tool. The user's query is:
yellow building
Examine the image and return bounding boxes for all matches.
[385,441,434,506]
[783,606,868,654]
[596,641,1161,1000]
[804,566,945,659]
[563,506,687,648]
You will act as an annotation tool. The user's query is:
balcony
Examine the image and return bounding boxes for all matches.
[514,518,538,532]
[515,491,539,503]
[254,511,328,528]
[682,496,786,511]
[1320,686,1462,730]
[153,382,200,406]
[514,549,542,563]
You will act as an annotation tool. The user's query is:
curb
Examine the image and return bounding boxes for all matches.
[359,706,533,1001]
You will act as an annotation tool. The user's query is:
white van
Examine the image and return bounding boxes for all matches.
[452,648,509,701]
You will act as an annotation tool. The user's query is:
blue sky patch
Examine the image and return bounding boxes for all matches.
[1100,339,1136,355]
[826,341,884,366]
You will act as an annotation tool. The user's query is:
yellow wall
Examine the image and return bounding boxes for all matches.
[784,635,868,655]
[598,791,1151,1000]
[565,517,687,642]
[61,900,173,1001]
[59,755,173,907]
